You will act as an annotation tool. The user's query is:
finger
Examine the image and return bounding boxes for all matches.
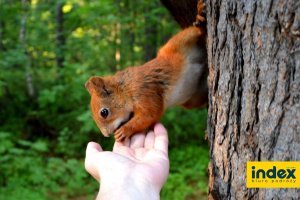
[144,129,155,149]
[86,142,103,157]
[130,131,146,148]
[113,140,126,150]
[125,137,130,147]
[85,157,101,183]
[154,123,169,155]
[85,142,102,183]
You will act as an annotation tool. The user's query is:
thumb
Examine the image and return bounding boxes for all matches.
[85,142,103,183]
[86,141,103,157]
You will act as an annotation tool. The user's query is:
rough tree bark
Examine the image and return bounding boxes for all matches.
[206,0,300,199]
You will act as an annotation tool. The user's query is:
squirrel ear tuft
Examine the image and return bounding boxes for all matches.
[85,76,105,95]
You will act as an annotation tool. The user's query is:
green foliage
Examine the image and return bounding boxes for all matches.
[160,108,209,200]
[0,131,98,200]
[0,0,208,199]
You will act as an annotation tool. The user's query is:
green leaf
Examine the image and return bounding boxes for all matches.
[31,140,48,152]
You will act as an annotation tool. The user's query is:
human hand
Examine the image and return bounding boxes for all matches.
[85,123,169,200]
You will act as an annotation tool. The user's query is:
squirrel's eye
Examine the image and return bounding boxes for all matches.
[100,109,109,119]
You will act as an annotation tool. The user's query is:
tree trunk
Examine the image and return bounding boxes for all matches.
[55,2,65,72]
[206,0,300,199]
[20,0,35,98]
[123,0,136,67]
[143,3,158,62]
[0,21,5,51]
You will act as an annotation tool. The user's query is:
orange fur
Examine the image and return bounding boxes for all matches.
[85,1,207,142]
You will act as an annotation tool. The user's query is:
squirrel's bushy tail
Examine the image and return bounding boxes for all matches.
[159,0,206,30]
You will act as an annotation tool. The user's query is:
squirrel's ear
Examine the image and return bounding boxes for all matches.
[85,76,105,95]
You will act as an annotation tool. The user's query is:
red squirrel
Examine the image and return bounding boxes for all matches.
[85,0,207,142]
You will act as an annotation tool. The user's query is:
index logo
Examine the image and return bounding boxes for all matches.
[247,162,300,188]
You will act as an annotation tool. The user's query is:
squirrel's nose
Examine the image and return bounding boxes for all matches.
[100,126,114,137]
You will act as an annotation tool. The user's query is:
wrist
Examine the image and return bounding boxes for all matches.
[97,174,160,200]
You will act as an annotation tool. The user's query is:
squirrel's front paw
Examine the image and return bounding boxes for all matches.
[114,127,132,142]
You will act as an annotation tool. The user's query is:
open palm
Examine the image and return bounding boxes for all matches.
[85,123,170,194]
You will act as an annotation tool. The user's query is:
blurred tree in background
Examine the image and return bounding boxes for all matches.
[0,0,209,199]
